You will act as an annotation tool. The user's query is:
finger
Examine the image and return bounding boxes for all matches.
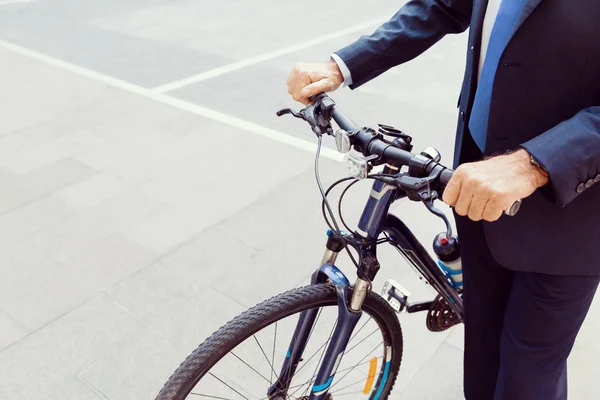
[308,70,329,82]
[302,78,334,99]
[286,67,298,91]
[467,194,488,221]
[291,74,312,104]
[442,174,462,206]
[454,192,474,217]
[482,202,504,222]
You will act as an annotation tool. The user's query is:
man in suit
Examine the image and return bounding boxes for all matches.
[287,0,600,398]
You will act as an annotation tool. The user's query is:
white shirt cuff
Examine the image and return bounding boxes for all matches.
[330,53,353,88]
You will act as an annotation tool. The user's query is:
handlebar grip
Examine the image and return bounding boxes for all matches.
[436,168,520,216]
[504,199,522,216]
[439,168,454,189]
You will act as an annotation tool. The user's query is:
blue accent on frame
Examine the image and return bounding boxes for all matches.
[358,179,396,239]
[286,348,291,358]
[319,263,350,287]
[312,375,334,392]
[373,360,392,399]
[326,228,347,237]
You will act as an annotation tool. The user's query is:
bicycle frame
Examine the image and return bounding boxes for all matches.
[268,167,463,399]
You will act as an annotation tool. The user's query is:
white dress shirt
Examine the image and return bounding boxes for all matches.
[333,0,503,86]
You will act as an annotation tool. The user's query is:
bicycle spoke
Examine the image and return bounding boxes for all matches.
[332,389,369,397]
[286,356,383,393]
[230,352,271,384]
[330,373,382,394]
[292,314,372,379]
[334,356,383,375]
[208,373,250,400]
[329,341,383,391]
[271,322,278,385]
[189,394,235,400]
[344,327,380,356]
[348,316,372,343]
[253,335,280,381]
[291,337,330,377]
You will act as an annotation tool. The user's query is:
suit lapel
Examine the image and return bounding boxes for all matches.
[511,0,544,39]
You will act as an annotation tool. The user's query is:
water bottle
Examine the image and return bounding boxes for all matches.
[433,233,463,289]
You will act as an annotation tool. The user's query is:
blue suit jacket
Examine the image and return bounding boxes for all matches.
[336,0,600,275]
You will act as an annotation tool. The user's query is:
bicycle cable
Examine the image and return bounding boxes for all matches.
[315,137,399,278]
[314,136,362,270]
[320,173,396,237]
[338,179,360,233]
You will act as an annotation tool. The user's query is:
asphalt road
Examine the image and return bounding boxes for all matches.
[0,1,598,399]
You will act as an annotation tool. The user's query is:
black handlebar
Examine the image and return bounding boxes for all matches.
[330,107,359,133]
[310,93,451,190]
[289,94,520,216]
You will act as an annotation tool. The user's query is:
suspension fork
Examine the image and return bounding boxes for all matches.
[268,231,375,399]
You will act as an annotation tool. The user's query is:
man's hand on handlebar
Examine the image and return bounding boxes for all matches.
[286,60,344,105]
[442,149,548,222]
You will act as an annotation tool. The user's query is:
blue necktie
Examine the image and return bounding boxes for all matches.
[469,0,526,151]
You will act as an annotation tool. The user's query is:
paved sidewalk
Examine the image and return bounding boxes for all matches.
[0,1,599,399]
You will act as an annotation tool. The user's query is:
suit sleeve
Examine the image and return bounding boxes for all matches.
[520,107,600,207]
[335,0,473,89]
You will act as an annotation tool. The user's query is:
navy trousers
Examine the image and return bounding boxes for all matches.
[457,215,599,399]
[455,132,600,399]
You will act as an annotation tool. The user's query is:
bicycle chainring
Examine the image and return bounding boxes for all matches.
[426,294,462,332]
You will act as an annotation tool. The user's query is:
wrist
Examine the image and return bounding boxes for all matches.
[514,148,549,188]
[327,58,344,87]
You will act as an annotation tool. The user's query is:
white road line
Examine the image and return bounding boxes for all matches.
[152,17,386,93]
[0,39,343,162]
[0,0,38,5]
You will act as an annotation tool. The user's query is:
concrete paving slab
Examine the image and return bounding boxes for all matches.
[54,173,129,210]
[42,378,106,400]
[0,234,156,331]
[0,294,150,400]
[22,159,98,198]
[0,310,28,352]
[398,343,464,399]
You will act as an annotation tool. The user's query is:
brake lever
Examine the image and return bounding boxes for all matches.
[276,108,305,119]
[277,95,335,137]
[424,197,453,239]
[386,173,453,237]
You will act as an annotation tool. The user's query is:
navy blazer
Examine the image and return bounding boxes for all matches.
[336,0,600,275]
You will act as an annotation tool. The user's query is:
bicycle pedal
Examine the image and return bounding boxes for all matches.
[382,279,411,312]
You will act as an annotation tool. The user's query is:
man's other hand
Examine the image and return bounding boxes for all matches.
[286,60,344,105]
[442,149,549,222]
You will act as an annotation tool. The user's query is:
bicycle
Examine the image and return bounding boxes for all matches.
[155,94,520,400]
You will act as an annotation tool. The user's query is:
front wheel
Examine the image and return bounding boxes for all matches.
[156,284,403,400]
